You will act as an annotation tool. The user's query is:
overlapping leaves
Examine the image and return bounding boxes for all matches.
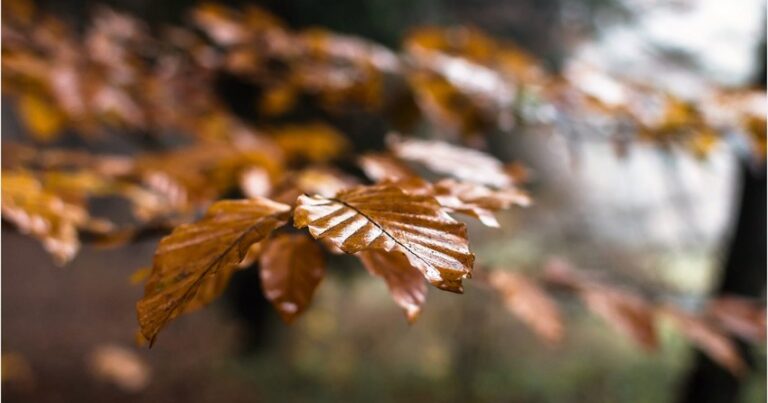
[137,197,291,344]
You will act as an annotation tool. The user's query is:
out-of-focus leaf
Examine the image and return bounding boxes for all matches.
[432,179,530,227]
[129,267,152,285]
[239,167,272,199]
[580,286,658,351]
[136,197,291,344]
[358,250,427,322]
[1,171,87,264]
[136,143,282,214]
[2,143,135,176]
[707,296,766,344]
[407,71,486,136]
[270,167,358,205]
[358,153,417,182]
[259,233,325,323]
[389,136,515,188]
[87,344,150,392]
[661,306,746,376]
[489,271,563,344]
[259,83,297,116]
[294,184,474,292]
[271,123,349,163]
[17,93,65,142]
[1,352,35,388]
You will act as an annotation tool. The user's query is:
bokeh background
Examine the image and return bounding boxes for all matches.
[2,0,766,402]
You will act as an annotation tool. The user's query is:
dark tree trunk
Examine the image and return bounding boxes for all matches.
[677,21,766,403]
[677,161,766,403]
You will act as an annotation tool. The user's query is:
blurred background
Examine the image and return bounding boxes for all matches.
[2,0,766,402]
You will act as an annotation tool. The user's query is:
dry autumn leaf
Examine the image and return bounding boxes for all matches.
[388,135,516,188]
[136,197,291,344]
[580,286,658,351]
[259,233,326,323]
[87,344,150,393]
[489,271,563,344]
[271,122,350,163]
[707,296,766,343]
[432,179,530,227]
[661,306,746,376]
[358,152,417,182]
[541,259,658,350]
[1,170,88,264]
[294,184,474,292]
[17,93,65,142]
[358,250,427,322]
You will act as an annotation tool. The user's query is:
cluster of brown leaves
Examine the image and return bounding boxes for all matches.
[133,136,529,344]
[4,1,763,156]
[485,260,766,376]
[1,0,764,373]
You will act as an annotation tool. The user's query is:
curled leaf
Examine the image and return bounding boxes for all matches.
[358,250,427,322]
[432,179,530,227]
[294,184,474,292]
[137,197,291,344]
[259,233,325,323]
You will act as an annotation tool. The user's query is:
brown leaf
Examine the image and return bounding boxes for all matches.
[661,306,746,376]
[541,259,658,350]
[707,296,766,343]
[432,179,530,227]
[580,286,658,351]
[358,153,417,182]
[1,170,87,264]
[358,250,427,322]
[271,122,349,163]
[293,184,474,292]
[388,136,515,188]
[136,197,291,344]
[259,233,326,323]
[136,143,283,214]
[270,167,359,205]
[489,271,563,344]
[87,344,150,393]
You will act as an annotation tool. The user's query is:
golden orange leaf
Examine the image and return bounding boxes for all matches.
[358,250,427,322]
[271,122,349,163]
[294,184,474,292]
[1,170,88,264]
[136,197,291,344]
[259,233,326,323]
[17,93,65,142]
[489,271,563,344]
